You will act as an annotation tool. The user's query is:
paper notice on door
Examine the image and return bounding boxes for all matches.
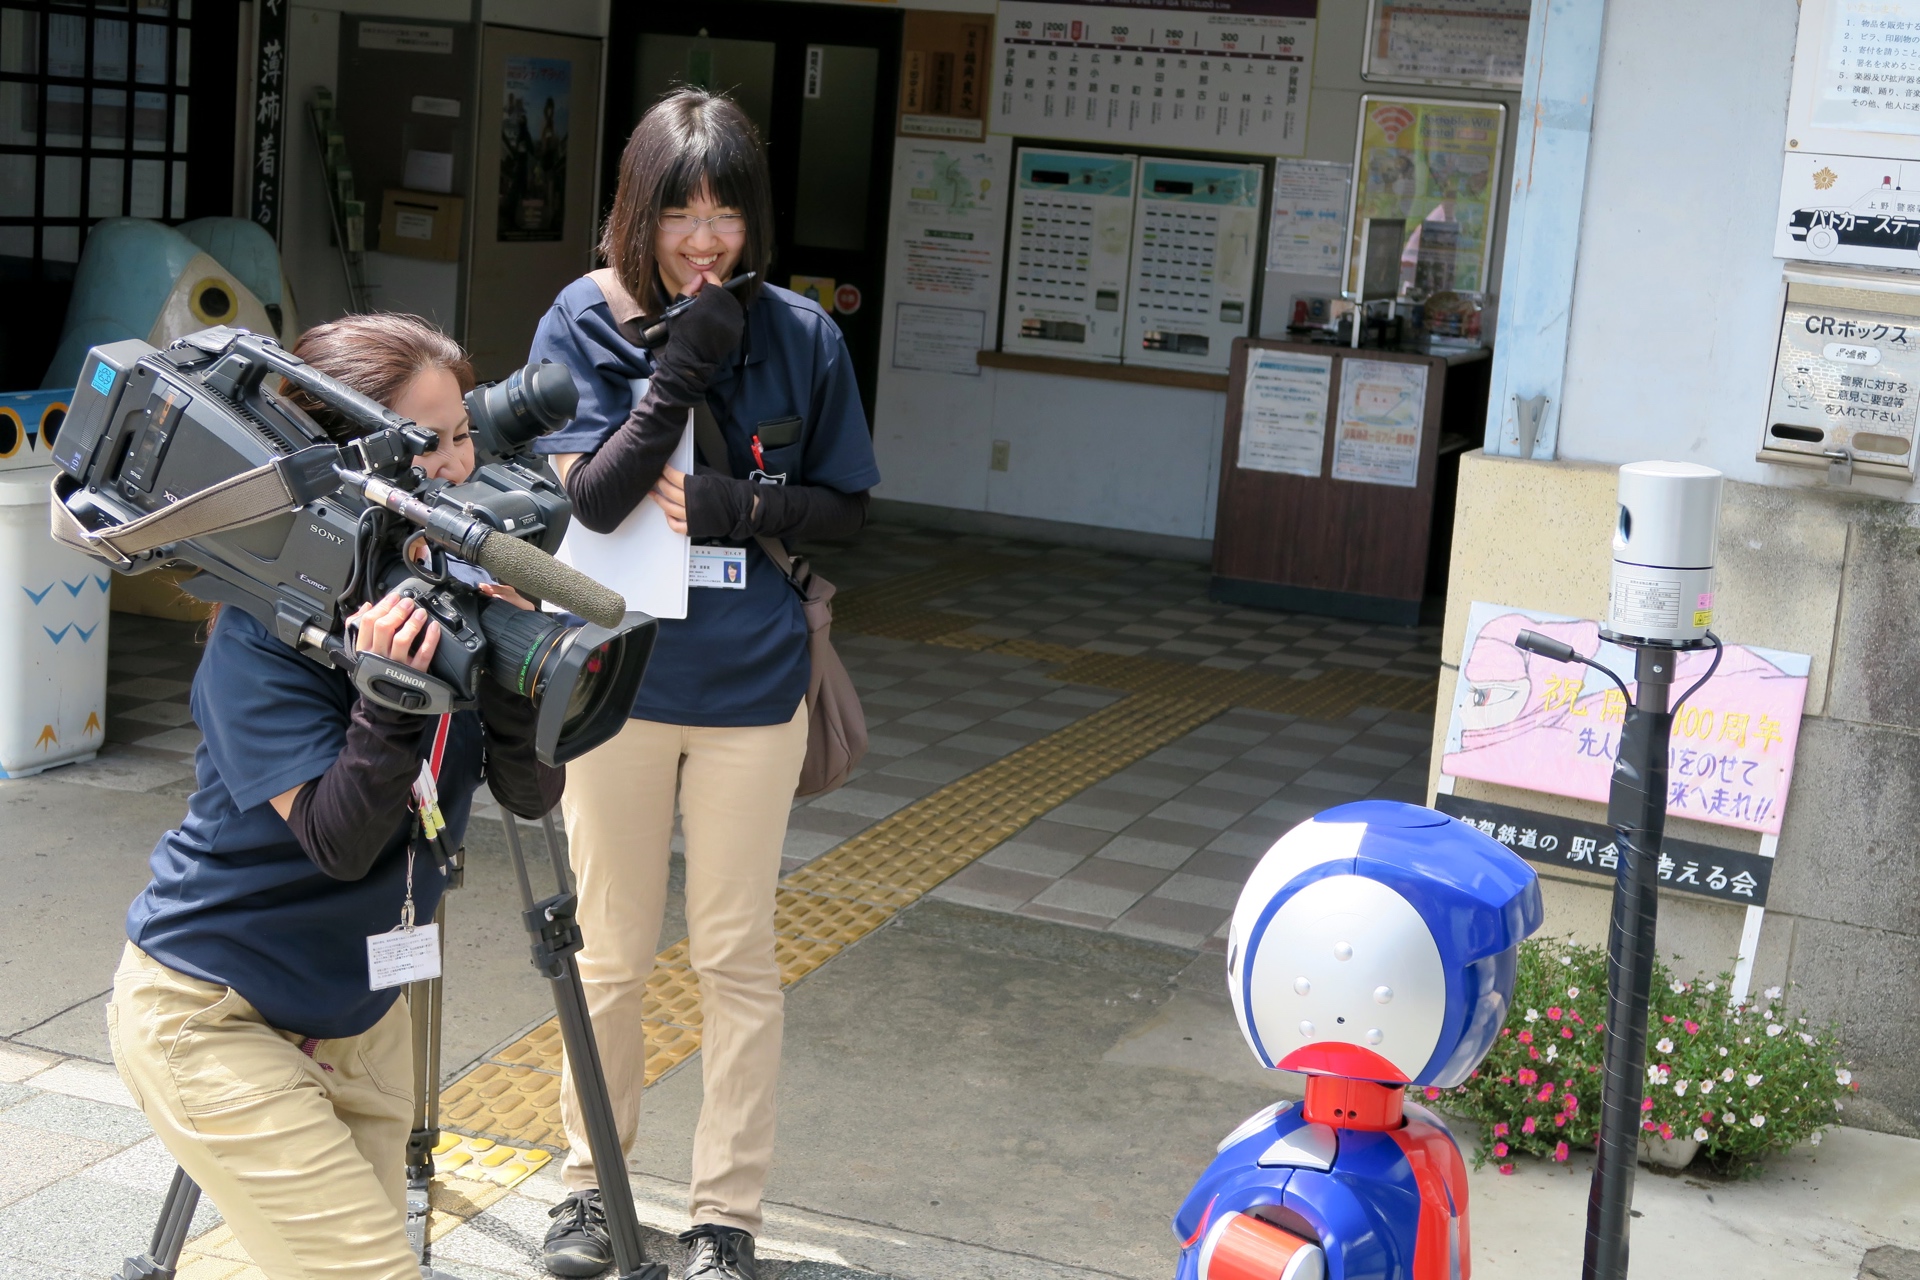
[1330,358,1428,488]
[892,303,986,376]
[1237,349,1332,476]
[553,393,692,619]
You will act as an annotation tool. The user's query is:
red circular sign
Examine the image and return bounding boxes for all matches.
[834,283,862,315]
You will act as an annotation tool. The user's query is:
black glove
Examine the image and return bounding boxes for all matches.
[682,473,871,543]
[650,283,747,405]
[564,283,747,535]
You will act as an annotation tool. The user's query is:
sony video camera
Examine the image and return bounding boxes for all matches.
[49,326,653,765]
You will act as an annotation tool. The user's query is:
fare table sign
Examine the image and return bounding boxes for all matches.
[1441,603,1811,836]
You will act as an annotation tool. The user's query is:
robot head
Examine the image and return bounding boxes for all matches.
[1226,800,1542,1088]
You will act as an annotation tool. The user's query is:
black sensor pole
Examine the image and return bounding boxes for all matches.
[1515,625,1719,1280]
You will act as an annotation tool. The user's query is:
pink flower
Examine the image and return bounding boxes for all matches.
[1500,1028,1511,1038]
[1518,1030,1534,1044]
[1517,1068,1538,1085]
[1700,1111,1715,1124]
[1553,1141,1570,1163]
[1563,1094,1580,1114]
[1537,1084,1555,1103]
[1522,1116,1537,1135]
[1662,1014,1677,1024]
[1499,1075,1513,1084]
[1547,1007,1563,1020]
[1493,1122,1509,1137]
[1498,1163,1515,1176]
[1492,1142,1508,1156]
[1640,1097,1654,1112]
[1424,1087,1440,1100]
[1529,1047,1541,1060]
[1561,1027,1574,1039]
[1554,1115,1567,1128]
[1660,1123,1674,1141]
[1571,1012,1586,1024]
[1684,1021,1701,1035]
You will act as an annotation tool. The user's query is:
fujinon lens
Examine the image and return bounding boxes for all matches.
[477,600,654,765]
[466,360,579,458]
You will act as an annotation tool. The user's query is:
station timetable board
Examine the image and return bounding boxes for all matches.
[1125,156,1265,373]
[1001,148,1139,362]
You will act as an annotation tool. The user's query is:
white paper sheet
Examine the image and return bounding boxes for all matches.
[1330,358,1428,488]
[553,393,692,620]
[1237,350,1332,476]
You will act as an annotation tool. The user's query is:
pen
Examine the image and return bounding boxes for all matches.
[640,271,758,348]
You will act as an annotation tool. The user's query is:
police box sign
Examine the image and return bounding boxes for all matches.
[1432,795,1773,908]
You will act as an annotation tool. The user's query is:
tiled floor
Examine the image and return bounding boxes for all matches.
[59,525,1441,956]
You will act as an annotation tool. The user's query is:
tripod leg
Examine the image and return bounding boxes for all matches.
[406,965,442,1269]
[119,1165,201,1279]
[501,812,665,1280]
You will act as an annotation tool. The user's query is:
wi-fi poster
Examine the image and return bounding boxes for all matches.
[1344,96,1506,300]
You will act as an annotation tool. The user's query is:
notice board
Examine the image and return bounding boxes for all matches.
[1212,336,1489,622]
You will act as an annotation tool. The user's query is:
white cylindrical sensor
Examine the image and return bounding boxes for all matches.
[1605,461,1723,645]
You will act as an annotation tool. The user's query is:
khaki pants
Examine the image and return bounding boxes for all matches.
[107,943,418,1280]
[558,703,808,1233]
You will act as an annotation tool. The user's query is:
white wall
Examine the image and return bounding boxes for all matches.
[871,2,1521,541]
[1555,0,1844,493]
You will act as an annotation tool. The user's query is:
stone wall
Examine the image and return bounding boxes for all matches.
[1433,449,1920,1136]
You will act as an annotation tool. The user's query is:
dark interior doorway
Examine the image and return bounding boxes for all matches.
[605,0,903,419]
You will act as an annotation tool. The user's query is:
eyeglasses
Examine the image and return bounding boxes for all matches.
[658,212,748,237]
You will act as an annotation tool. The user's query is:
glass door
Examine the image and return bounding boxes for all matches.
[609,1,902,420]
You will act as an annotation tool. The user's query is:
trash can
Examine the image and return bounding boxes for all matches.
[0,388,109,778]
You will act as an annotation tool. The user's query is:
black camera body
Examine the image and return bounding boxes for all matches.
[52,326,652,765]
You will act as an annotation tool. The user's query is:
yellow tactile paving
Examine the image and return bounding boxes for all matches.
[176,560,1438,1269]
[430,575,1434,1157]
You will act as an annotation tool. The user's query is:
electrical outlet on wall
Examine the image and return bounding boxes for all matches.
[990,440,1010,472]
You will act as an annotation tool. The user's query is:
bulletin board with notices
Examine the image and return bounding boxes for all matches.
[1002,149,1139,361]
[992,0,1317,157]
[1360,0,1531,91]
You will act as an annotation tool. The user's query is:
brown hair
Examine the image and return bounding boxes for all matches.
[600,88,773,319]
[281,312,474,442]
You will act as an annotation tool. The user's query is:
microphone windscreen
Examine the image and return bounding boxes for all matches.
[475,530,626,628]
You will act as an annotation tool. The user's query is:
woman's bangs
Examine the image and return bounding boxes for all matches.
[658,130,758,213]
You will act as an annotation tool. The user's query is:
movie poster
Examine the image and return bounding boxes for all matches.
[498,56,570,242]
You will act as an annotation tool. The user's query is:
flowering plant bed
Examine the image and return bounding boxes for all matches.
[1437,937,1856,1175]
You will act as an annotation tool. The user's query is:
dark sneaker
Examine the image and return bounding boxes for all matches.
[544,1189,613,1277]
[679,1224,757,1280]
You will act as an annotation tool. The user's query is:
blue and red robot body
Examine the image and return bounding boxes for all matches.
[1172,800,1542,1280]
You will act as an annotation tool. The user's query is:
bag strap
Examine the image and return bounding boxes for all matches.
[690,401,810,590]
[49,461,306,568]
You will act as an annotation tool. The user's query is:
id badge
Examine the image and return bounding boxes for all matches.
[689,544,748,589]
[367,923,441,990]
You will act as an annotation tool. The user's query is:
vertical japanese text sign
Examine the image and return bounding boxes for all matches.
[250,0,288,240]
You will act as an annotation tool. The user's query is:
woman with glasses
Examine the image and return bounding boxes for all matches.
[524,89,879,1280]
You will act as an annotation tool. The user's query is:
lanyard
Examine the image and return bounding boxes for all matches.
[401,713,452,929]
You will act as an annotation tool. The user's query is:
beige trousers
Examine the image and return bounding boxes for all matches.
[107,943,418,1280]
[558,702,808,1234]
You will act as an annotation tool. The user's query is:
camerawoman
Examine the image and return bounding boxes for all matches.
[82,315,616,1279]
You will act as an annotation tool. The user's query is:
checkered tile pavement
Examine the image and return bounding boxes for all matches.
[804,522,1440,680]
[62,525,1441,960]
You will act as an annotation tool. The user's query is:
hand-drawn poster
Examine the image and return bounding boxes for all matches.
[1441,603,1812,835]
[498,57,570,242]
[1330,357,1426,486]
[1344,96,1505,298]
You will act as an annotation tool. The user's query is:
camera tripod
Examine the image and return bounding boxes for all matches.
[119,811,668,1280]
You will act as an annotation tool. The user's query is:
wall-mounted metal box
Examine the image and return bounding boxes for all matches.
[1763,264,1920,484]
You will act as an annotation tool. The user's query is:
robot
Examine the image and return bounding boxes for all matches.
[1172,800,1543,1280]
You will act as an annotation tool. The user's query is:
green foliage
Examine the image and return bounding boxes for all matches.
[1437,937,1855,1174]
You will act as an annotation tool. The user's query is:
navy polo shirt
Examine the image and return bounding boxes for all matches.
[126,608,483,1040]
[529,279,880,727]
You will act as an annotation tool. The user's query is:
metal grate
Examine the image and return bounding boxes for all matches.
[0,0,198,267]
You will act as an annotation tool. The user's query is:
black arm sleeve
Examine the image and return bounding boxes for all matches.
[477,684,565,819]
[562,285,747,534]
[681,474,870,543]
[284,699,423,881]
